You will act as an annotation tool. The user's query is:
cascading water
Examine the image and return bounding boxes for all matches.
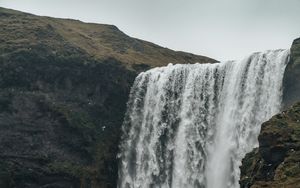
[118,49,290,188]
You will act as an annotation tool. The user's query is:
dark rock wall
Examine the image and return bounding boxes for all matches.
[0,49,136,187]
[240,102,300,188]
[283,37,300,109]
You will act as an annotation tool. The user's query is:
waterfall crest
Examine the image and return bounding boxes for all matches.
[118,49,290,188]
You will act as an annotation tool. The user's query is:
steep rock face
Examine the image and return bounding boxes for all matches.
[0,53,137,188]
[240,102,300,188]
[283,37,300,108]
[0,7,216,188]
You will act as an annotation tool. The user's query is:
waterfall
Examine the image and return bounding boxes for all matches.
[118,49,290,188]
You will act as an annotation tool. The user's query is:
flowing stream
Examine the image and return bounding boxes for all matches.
[118,49,290,188]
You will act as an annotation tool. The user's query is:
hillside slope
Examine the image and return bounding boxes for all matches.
[0,7,216,188]
[0,7,215,70]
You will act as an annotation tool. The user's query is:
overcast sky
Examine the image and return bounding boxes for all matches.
[1,0,300,61]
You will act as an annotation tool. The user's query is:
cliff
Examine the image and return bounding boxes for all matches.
[283,37,300,108]
[240,102,300,188]
[0,7,216,188]
[2,6,300,188]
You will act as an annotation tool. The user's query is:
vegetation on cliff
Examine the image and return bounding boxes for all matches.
[0,7,215,70]
[240,102,300,188]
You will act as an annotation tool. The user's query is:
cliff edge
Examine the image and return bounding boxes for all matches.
[240,102,300,188]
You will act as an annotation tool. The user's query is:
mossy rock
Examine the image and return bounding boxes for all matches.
[240,102,300,188]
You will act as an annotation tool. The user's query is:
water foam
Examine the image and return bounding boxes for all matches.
[118,49,290,188]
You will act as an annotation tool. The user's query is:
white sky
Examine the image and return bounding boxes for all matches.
[1,0,300,61]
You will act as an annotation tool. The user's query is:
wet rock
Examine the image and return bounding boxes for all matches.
[283,37,300,108]
[240,102,300,188]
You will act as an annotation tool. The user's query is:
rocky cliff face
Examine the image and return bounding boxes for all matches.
[283,37,300,108]
[0,7,216,188]
[240,102,300,188]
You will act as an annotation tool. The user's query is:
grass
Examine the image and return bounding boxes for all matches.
[0,7,217,70]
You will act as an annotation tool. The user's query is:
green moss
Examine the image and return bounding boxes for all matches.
[284,164,300,177]
[241,103,300,187]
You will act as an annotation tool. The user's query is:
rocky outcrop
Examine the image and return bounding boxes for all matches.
[0,7,216,188]
[283,37,300,108]
[240,102,300,188]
